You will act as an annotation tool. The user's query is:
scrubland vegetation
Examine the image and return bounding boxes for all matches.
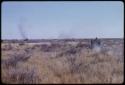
[1,39,124,84]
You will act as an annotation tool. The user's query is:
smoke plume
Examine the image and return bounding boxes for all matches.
[18,17,28,40]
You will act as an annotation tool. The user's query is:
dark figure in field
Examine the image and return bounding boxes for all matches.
[91,37,101,49]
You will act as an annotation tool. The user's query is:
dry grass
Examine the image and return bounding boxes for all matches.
[1,39,124,84]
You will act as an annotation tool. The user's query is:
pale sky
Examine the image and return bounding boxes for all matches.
[2,1,124,39]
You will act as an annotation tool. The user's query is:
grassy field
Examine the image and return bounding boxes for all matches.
[1,38,124,84]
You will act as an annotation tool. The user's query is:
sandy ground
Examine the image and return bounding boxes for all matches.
[1,39,124,84]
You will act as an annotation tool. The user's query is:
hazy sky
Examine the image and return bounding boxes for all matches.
[2,1,124,39]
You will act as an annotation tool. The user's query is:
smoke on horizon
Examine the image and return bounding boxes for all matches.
[18,17,28,40]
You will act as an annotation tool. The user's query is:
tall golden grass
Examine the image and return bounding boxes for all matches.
[1,39,124,84]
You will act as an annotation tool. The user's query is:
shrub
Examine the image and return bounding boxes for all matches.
[2,67,40,84]
[2,53,31,69]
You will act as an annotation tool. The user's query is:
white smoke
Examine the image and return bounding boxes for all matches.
[93,45,101,53]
